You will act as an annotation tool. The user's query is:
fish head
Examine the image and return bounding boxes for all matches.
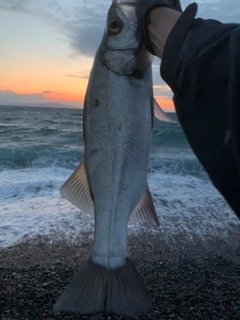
[100,0,153,77]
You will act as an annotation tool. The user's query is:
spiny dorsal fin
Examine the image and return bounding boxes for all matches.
[129,185,160,226]
[153,98,176,123]
[60,158,94,215]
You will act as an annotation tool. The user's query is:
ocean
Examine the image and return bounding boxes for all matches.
[0,105,239,250]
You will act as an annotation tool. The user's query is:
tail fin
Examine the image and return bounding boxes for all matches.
[53,257,152,317]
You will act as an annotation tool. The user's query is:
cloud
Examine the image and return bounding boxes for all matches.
[155,95,170,100]
[0,89,17,96]
[0,0,239,58]
[0,89,81,107]
[67,74,89,79]
[66,25,105,57]
[0,89,49,104]
[41,90,62,96]
[61,1,111,56]
[153,85,171,91]
[0,0,110,57]
[0,0,31,13]
[182,0,240,22]
[153,82,173,102]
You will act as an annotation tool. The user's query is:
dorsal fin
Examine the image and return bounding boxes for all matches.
[60,158,94,215]
[129,185,160,226]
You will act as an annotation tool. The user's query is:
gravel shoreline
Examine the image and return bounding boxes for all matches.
[1,231,240,319]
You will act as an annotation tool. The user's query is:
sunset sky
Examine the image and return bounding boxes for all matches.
[0,0,239,111]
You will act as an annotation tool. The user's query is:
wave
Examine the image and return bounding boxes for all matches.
[1,165,239,250]
[0,146,83,170]
[152,129,190,148]
[0,123,20,128]
[1,106,201,176]
[149,154,205,179]
[0,145,204,180]
[1,125,82,135]
[152,118,190,149]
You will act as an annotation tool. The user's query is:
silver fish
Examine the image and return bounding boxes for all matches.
[53,0,174,317]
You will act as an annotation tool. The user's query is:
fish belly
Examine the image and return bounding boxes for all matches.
[84,60,152,268]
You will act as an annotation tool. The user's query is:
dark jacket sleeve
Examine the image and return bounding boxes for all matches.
[160,3,240,218]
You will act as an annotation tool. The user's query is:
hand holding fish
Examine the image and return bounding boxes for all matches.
[135,0,182,58]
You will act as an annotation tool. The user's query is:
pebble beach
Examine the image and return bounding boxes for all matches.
[1,107,240,319]
[1,230,240,320]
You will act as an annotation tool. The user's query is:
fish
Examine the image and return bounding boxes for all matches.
[53,0,174,317]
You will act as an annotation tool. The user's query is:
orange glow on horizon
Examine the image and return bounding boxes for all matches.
[1,86,174,111]
[44,91,85,102]
[155,96,174,111]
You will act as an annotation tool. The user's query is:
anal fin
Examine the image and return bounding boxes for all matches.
[60,158,94,215]
[129,185,160,226]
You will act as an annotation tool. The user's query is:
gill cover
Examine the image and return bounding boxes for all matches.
[101,1,153,76]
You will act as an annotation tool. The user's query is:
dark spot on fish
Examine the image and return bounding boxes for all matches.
[91,149,98,155]
[94,99,100,108]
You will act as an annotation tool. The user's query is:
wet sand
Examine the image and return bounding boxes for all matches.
[1,231,240,319]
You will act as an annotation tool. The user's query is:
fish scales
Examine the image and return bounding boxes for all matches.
[53,0,173,317]
[85,52,153,267]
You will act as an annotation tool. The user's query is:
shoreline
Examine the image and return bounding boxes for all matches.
[1,232,240,319]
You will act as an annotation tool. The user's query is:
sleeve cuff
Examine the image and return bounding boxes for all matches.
[160,2,198,92]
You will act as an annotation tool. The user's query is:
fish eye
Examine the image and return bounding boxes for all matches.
[108,20,122,34]
[110,21,119,30]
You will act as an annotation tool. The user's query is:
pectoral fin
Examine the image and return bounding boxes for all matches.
[129,185,160,226]
[131,49,154,79]
[60,158,94,215]
[153,98,176,123]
